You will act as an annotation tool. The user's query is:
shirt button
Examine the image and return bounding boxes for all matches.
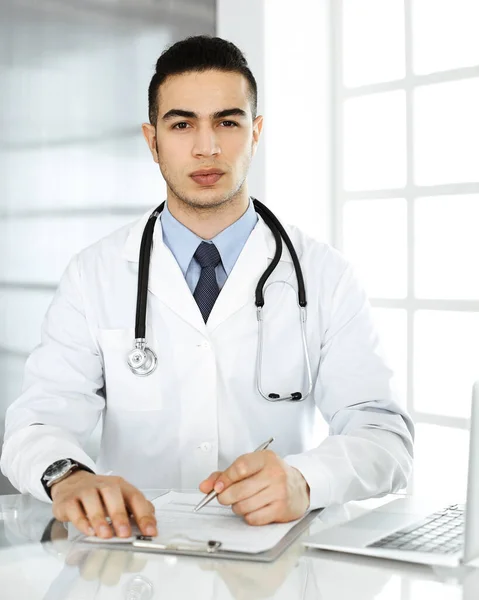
[200,442,211,452]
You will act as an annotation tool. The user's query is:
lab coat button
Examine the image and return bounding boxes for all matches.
[199,341,210,349]
[200,442,211,452]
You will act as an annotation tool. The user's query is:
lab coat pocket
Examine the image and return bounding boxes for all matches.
[98,328,164,411]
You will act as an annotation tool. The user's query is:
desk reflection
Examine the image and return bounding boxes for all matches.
[1,493,476,600]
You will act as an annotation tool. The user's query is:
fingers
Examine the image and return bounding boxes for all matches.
[80,490,114,539]
[125,488,157,537]
[214,451,269,493]
[208,454,309,525]
[199,471,222,493]
[52,474,157,540]
[62,499,95,537]
[217,471,268,507]
[99,483,132,538]
[229,483,278,517]
[241,501,283,526]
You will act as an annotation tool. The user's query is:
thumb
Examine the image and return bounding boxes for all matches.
[199,471,222,494]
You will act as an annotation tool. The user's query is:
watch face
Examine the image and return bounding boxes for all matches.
[44,459,72,480]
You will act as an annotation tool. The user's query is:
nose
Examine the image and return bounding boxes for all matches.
[192,126,221,158]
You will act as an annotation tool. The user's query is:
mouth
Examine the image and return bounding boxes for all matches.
[190,169,225,186]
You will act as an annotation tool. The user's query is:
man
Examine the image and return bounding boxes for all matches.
[1,36,414,540]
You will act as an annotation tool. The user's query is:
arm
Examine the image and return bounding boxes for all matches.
[283,256,414,509]
[1,255,157,539]
[0,255,103,501]
[201,250,414,523]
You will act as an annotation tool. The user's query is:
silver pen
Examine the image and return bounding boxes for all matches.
[193,437,275,513]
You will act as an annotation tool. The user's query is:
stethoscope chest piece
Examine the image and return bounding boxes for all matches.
[127,340,157,376]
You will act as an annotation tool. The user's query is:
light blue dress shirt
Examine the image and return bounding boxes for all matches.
[160,199,258,293]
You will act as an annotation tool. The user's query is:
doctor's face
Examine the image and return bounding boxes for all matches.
[142,70,263,210]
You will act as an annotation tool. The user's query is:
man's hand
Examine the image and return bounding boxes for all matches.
[51,471,157,539]
[199,450,310,525]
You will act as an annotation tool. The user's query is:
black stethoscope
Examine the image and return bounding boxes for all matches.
[126,198,313,402]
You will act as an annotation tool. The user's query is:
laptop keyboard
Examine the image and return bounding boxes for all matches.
[367,504,465,555]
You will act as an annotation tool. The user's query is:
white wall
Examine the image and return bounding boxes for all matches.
[217,0,332,243]
[216,0,266,202]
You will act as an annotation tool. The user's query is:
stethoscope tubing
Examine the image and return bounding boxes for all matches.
[128,199,312,401]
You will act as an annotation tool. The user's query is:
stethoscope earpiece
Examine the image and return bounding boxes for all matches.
[267,392,303,402]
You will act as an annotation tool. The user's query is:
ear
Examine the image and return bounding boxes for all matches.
[251,115,264,156]
[142,123,159,164]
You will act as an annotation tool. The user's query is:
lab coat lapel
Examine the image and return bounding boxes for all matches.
[123,209,292,334]
[148,237,207,333]
[206,217,273,331]
[123,210,206,334]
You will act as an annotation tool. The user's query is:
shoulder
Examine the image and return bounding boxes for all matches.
[283,222,350,276]
[75,209,152,273]
[281,222,366,310]
[280,224,369,325]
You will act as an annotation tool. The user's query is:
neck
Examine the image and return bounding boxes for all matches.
[166,188,250,240]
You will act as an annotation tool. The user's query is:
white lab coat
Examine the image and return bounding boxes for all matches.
[1,209,414,508]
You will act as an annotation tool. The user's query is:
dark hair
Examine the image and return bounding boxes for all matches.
[148,35,257,125]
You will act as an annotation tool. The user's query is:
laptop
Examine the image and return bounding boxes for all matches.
[303,381,479,567]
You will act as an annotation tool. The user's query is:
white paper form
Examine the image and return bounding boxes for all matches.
[83,491,308,554]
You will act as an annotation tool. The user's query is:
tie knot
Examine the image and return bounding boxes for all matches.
[194,241,221,268]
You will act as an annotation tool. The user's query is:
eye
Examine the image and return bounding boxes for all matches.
[220,121,238,127]
[172,122,190,130]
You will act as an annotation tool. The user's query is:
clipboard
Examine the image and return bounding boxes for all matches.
[77,509,322,563]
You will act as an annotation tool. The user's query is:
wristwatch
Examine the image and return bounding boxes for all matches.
[41,458,94,499]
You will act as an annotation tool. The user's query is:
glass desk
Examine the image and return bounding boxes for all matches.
[1,490,477,600]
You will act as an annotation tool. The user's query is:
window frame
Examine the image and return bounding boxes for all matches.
[331,0,479,434]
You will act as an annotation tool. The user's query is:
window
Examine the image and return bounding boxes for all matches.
[332,0,479,499]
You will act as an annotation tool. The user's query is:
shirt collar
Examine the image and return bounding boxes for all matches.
[160,198,258,276]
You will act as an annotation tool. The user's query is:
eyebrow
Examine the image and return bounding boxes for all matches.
[162,108,248,121]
